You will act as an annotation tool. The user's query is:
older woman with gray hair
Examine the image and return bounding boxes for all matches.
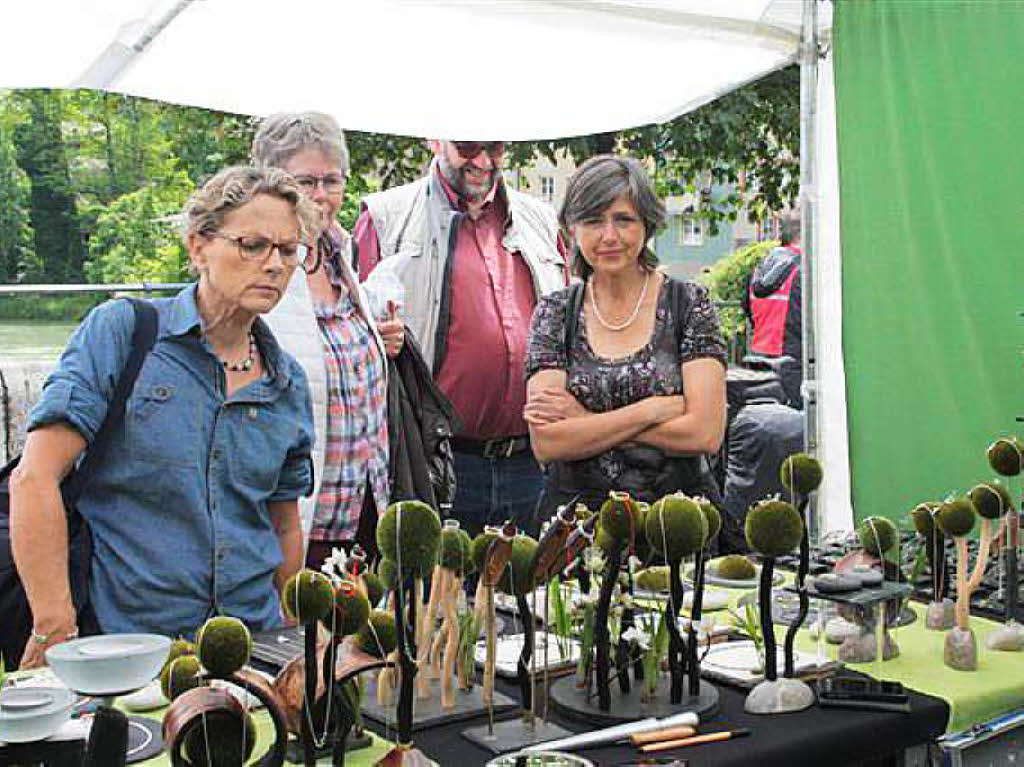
[253,112,403,570]
[10,166,318,665]
[524,155,728,533]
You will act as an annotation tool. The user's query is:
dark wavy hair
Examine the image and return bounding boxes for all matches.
[558,154,666,279]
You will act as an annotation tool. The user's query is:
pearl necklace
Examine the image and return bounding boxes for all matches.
[218,333,257,372]
[588,270,651,332]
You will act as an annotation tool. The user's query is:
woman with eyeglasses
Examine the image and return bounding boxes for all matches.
[10,167,318,665]
[252,113,403,571]
[524,155,732,546]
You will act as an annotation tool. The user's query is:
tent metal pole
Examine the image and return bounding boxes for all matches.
[799,0,820,541]
[70,0,196,90]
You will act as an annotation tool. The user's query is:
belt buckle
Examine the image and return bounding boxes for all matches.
[483,437,515,459]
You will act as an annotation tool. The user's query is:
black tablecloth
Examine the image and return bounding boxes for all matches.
[366,673,949,767]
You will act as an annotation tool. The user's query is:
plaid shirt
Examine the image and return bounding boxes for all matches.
[310,232,389,541]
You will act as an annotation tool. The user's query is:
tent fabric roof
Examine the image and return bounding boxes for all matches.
[5,0,806,138]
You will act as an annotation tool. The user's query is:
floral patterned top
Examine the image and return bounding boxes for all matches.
[524,277,727,495]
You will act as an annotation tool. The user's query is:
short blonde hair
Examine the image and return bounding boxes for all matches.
[181,165,321,244]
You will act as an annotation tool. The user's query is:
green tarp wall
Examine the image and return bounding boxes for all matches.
[833,1,1023,526]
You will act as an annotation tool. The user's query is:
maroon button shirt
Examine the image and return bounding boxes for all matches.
[354,170,565,440]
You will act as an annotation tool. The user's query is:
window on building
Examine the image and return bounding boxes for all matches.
[539,175,555,203]
[679,215,703,246]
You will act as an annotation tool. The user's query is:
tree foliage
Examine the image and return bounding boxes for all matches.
[700,239,779,346]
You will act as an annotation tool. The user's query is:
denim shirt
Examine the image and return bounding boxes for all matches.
[27,286,314,638]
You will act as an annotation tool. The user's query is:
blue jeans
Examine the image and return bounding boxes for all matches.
[451,451,544,539]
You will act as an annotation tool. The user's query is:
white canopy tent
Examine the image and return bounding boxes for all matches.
[1,0,852,532]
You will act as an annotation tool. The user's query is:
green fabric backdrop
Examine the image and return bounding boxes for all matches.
[833,0,1024,525]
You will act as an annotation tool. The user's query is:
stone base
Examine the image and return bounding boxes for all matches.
[985,621,1024,652]
[925,599,956,631]
[548,675,718,726]
[744,677,815,714]
[838,630,899,663]
[944,627,978,671]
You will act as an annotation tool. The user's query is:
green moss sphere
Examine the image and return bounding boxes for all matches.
[936,497,977,538]
[645,493,707,563]
[910,503,940,537]
[196,616,251,678]
[440,526,473,574]
[716,554,756,580]
[635,566,671,592]
[457,530,476,575]
[987,437,1023,477]
[780,453,823,495]
[165,638,195,666]
[160,655,203,701]
[378,558,399,591]
[470,530,500,572]
[698,498,722,543]
[363,571,384,607]
[857,516,898,556]
[745,499,803,557]
[376,500,442,577]
[330,581,371,637]
[599,491,642,545]
[356,609,398,658]
[497,535,538,597]
[281,569,334,623]
[968,482,1013,520]
[182,709,256,767]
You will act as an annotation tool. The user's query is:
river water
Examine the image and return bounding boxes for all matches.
[0,322,76,360]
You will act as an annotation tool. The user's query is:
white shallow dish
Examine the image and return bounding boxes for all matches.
[46,634,171,695]
[0,686,75,743]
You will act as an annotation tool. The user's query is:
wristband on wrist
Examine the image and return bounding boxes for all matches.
[31,627,79,645]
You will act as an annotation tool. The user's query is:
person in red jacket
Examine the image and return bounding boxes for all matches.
[741,217,803,408]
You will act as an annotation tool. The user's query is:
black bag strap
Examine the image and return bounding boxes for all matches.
[668,277,692,350]
[61,298,158,504]
[562,281,585,356]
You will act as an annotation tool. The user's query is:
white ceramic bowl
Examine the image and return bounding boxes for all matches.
[0,687,75,743]
[46,634,171,696]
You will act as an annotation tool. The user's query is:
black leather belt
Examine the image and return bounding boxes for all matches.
[450,435,530,459]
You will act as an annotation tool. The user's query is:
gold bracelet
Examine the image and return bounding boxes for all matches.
[31,628,78,645]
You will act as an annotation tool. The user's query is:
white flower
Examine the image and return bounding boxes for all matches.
[622,626,651,651]
[582,546,606,574]
[320,546,349,582]
[627,555,642,575]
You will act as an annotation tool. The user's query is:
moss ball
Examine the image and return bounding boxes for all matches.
[987,437,1023,477]
[355,609,397,658]
[457,530,476,574]
[968,482,1013,520]
[635,566,671,592]
[378,558,399,591]
[182,709,256,767]
[376,500,442,577]
[698,498,722,543]
[780,453,823,495]
[857,516,898,556]
[745,499,803,557]
[196,616,251,678]
[440,526,473,574]
[281,569,334,623]
[599,491,642,545]
[160,655,203,701]
[497,535,538,597]
[363,571,384,607]
[165,638,195,666]
[330,581,370,637]
[910,503,941,537]
[716,554,756,580]
[936,497,977,538]
[645,493,707,562]
[470,530,500,572]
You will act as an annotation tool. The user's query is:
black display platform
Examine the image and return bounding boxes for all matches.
[461,716,573,755]
[284,729,373,763]
[125,715,163,763]
[362,675,517,732]
[548,675,718,725]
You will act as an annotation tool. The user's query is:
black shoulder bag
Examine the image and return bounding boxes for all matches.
[0,298,158,667]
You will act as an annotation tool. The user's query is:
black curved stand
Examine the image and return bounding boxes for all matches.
[759,558,778,682]
[667,558,686,704]
[594,545,623,712]
[688,548,707,696]
[394,578,417,747]
[783,495,810,678]
[515,592,535,713]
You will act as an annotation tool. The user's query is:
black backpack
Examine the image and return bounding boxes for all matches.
[0,298,157,668]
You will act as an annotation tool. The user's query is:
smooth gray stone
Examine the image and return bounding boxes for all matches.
[744,678,815,714]
[944,627,978,671]
[812,573,861,593]
[925,599,955,631]
[985,622,1024,652]
[838,631,899,663]
[824,617,862,645]
[850,567,884,587]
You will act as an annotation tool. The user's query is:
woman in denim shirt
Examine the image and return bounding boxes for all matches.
[10,167,319,667]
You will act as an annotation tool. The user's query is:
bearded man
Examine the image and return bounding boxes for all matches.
[354,140,566,537]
